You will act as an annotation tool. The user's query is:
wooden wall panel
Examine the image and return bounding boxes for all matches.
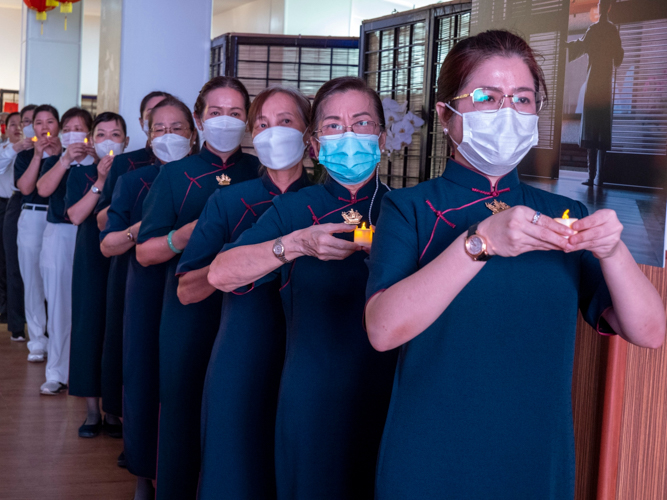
[573,314,608,500]
[615,265,667,500]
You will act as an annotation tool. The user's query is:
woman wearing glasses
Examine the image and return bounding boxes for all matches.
[100,97,198,500]
[209,77,398,498]
[364,30,664,499]
[136,77,259,500]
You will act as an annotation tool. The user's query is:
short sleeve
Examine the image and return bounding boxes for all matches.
[64,168,87,210]
[176,192,230,275]
[365,191,420,301]
[39,155,59,177]
[223,200,290,286]
[137,168,177,243]
[14,150,30,185]
[578,250,614,334]
[97,156,123,212]
[101,175,133,241]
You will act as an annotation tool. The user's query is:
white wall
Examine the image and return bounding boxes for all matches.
[211,0,284,37]
[0,6,22,91]
[118,0,212,152]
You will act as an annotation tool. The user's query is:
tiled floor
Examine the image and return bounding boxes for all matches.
[522,169,667,267]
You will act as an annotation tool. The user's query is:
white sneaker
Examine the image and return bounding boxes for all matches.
[27,352,46,363]
[40,381,67,395]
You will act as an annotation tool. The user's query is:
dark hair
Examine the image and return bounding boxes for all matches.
[6,112,20,125]
[140,91,172,117]
[60,107,93,131]
[149,96,200,155]
[437,30,548,123]
[310,77,385,134]
[20,105,37,119]
[247,85,312,132]
[92,112,127,137]
[33,104,59,124]
[194,76,251,118]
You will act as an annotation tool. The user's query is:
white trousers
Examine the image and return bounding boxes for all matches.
[40,222,77,384]
[17,209,48,354]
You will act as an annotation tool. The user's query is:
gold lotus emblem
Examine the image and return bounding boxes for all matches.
[485,199,510,215]
[342,209,363,225]
[216,174,231,186]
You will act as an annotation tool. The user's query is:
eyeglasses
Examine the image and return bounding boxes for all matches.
[315,120,380,136]
[450,88,545,115]
[151,125,190,135]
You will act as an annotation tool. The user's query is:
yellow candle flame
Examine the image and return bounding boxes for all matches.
[360,222,367,229]
[46,132,51,137]
[31,136,38,142]
[562,209,570,220]
[109,150,114,156]
[84,138,88,144]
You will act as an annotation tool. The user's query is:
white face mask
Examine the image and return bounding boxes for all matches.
[95,139,125,159]
[23,124,35,139]
[142,120,150,137]
[447,105,539,177]
[252,126,305,171]
[203,115,246,153]
[61,131,88,148]
[151,133,191,163]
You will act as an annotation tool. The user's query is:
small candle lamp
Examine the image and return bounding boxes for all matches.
[354,222,373,247]
[84,138,88,144]
[46,131,51,137]
[31,136,38,143]
[109,150,114,156]
[554,209,578,237]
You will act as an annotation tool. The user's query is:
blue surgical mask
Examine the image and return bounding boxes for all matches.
[318,132,381,186]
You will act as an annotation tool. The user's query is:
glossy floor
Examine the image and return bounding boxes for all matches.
[0,325,135,499]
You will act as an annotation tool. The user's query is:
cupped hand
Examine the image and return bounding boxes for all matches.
[34,136,49,156]
[63,142,88,164]
[96,154,114,179]
[289,223,360,261]
[566,209,623,260]
[477,205,573,257]
[13,138,33,153]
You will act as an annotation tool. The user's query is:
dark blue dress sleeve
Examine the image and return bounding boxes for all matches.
[64,167,87,210]
[40,155,59,177]
[365,191,420,300]
[97,155,123,212]
[223,199,290,286]
[100,175,133,241]
[137,167,176,243]
[176,193,230,275]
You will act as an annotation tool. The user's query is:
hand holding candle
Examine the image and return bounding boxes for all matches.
[354,222,373,248]
[554,209,578,238]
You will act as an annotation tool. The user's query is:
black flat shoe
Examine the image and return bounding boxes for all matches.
[117,450,127,468]
[104,415,123,439]
[78,418,102,438]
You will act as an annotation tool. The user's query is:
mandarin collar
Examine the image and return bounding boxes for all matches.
[323,172,379,202]
[261,168,312,196]
[442,159,520,194]
[201,143,244,167]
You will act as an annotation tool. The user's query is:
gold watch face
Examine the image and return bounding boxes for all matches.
[466,235,485,256]
[272,241,284,257]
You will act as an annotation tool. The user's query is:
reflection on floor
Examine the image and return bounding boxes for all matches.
[522,169,666,268]
[0,324,135,499]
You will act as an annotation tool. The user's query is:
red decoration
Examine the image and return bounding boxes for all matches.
[56,0,81,30]
[3,103,19,113]
[23,0,56,20]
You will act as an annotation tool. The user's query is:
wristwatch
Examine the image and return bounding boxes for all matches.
[464,223,491,262]
[91,185,101,195]
[272,237,290,264]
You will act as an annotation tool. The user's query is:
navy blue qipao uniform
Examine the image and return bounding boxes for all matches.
[97,147,155,417]
[100,160,165,480]
[225,175,398,499]
[66,163,110,399]
[176,171,311,500]
[40,155,71,225]
[366,160,614,499]
[137,146,259,500]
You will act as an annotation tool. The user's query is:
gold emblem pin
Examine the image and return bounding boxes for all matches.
[216,174,231,186]
[485,199,510,215]
[342,209,363,225]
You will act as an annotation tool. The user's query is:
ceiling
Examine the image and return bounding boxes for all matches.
[0,0,249,16]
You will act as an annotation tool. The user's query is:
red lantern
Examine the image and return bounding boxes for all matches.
[23,0,57,34]
[57,0,81,31]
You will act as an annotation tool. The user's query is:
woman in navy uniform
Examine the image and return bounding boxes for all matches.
[176,86,312,500]
[15,105,60,376]
[36,107,93,397]
[209,77,398,499]
[136,77,259,500]
[364,31,665,499]
[101,98,196,500]
[66,112,128,438]
[93,93,171,438]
